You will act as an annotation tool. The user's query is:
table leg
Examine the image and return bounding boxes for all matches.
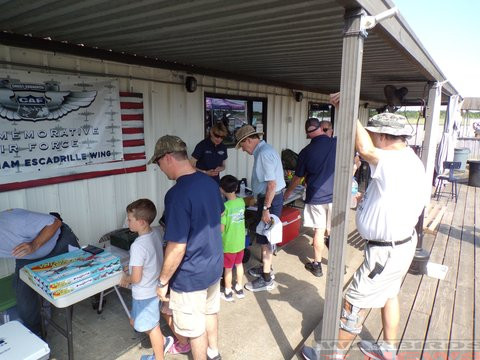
[113,286,131,318]
[65,306,74,360]
[39,295,46,339]
[98,291,105,314]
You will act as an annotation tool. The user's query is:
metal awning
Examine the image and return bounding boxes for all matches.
[0,0,460,104]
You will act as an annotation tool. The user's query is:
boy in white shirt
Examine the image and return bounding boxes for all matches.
[120,199,173,360]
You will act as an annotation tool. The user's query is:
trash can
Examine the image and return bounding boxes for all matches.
[468,160,480,187]
[453,148,470,171]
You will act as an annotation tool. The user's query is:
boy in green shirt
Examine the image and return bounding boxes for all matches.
[219,175,246,301]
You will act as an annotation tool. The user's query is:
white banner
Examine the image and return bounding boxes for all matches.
[0,69,124,187]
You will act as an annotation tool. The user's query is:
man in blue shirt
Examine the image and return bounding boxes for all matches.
[149,135,224,360]
[284,118,336,277]
[235,125,285,292]
[191,122,228,183]
[0,209,79,334]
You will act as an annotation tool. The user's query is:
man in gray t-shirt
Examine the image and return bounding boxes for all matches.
[0,208,79,334]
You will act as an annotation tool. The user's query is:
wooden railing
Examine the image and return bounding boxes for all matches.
[456,138,480,160]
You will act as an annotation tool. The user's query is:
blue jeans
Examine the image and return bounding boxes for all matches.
[13,223,80,334]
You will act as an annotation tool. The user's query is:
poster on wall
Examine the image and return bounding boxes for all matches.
[0,69,146,192]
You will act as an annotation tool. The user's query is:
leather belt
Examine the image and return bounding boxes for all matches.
[257,189,284,199]
[366,236,412,247]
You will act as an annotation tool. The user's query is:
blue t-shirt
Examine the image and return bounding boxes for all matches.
[191,138,228,183]
[0,208,60,259]
[295,135,336,204]
[164,171,225,292]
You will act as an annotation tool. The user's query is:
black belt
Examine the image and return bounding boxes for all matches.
[366,236,412,247]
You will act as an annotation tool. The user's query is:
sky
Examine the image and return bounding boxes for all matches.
[393,0,480,98]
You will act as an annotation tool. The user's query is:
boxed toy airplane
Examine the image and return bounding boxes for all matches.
[23,249,122,299]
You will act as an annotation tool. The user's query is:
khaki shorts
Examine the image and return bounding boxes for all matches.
[345,234,417,309]
[303,203,332,230]
[169,280,220,338]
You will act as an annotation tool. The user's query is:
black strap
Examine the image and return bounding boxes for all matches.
[366,236,412,247]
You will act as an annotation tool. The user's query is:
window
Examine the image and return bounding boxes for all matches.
[204,93,267,148]
[308,102,335,126]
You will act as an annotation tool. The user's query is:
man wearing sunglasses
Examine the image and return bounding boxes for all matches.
[284,118,336,277]
[191,122,228,183]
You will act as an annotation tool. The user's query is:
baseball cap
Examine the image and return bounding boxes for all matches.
[305,118,321,133]
[147,135,187,164]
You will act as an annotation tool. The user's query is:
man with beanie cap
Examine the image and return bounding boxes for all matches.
[149,135,224,360]
[284,118,335,277]
[302,112,426,360]
[235,125,285,292]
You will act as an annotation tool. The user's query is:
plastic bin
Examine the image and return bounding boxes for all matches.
[0,320,50,360]
[279,207,301,247]
[468,160,480,187]
[453,148,470,171]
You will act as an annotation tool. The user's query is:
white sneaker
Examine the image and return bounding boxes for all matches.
[358,340,396,360]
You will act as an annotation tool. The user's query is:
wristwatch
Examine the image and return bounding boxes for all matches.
[263,205,271,211]
[157,281,168,288]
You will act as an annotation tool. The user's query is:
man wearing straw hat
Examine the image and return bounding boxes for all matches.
[302,111,426,360]
[235,125,286,292]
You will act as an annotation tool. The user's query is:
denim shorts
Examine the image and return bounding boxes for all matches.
[131,296,161,332]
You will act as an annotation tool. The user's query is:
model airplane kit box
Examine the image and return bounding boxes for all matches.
[23,249,122,299]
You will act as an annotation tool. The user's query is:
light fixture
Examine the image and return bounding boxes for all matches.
[294,91,303,102]
[185,76,197,93]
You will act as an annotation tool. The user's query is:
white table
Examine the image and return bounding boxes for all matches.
[20,268,122,360]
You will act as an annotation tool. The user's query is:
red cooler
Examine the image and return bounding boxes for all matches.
[279,206,301,246]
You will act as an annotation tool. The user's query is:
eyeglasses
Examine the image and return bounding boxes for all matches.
[323,128,331,132]
[213,132,225,139]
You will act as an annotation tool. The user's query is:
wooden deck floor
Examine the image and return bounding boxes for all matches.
[345,182,479,359]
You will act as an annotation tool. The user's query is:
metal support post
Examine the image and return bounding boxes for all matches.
[410,82,443,274]
[409,208,429,274]
[317,7,367,357]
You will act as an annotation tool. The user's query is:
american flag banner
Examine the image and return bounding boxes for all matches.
[0,71,147,192]
[118,92,147,171]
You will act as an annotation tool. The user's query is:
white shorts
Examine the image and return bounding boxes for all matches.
[303,203,332,230]
[345,234,417,309]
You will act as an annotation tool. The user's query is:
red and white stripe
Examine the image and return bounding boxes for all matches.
[119,92,147,167]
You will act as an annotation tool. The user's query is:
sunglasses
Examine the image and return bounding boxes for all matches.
[213,132,225,139]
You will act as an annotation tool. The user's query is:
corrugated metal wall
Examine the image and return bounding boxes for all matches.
[0,45,370,277]
[0,46,309,276]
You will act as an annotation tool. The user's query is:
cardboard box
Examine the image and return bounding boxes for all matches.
[24,249,122,299]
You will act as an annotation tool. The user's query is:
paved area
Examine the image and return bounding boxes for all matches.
[45,209,363,360]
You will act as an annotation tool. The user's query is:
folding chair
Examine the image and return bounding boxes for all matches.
[0,274,16,324]
[434,161,461,202]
